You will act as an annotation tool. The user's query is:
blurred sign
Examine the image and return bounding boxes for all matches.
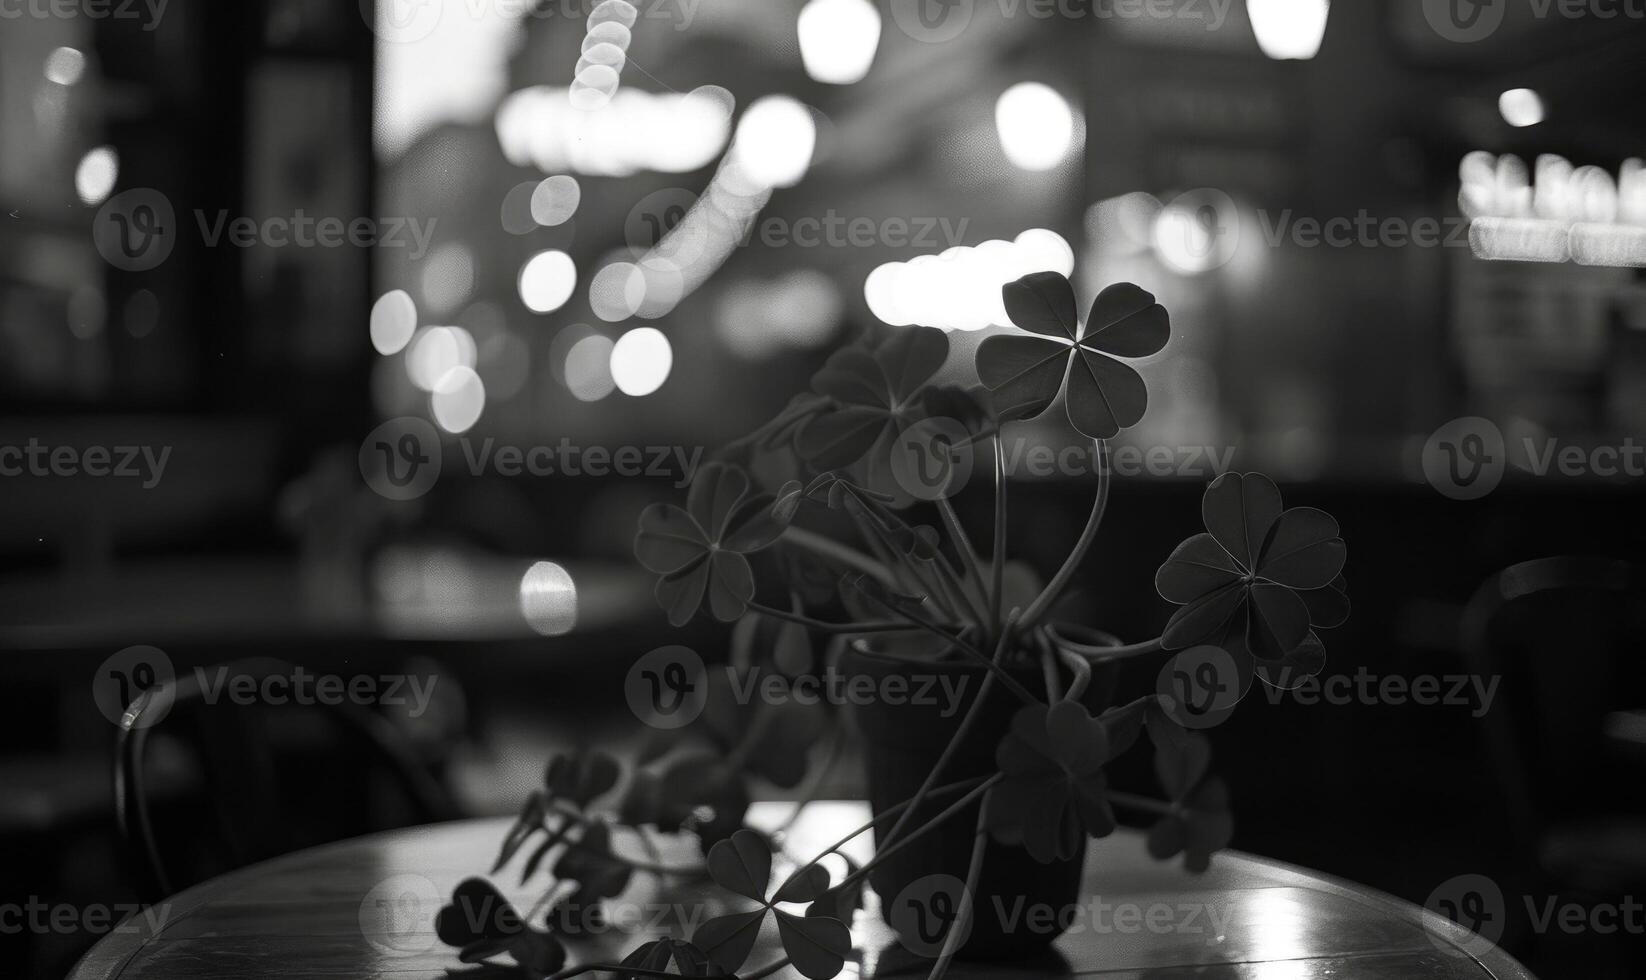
[1461,152,1646,267]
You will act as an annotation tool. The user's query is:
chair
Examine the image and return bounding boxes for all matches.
[1460,556,1646,894]
[114,656,460,902]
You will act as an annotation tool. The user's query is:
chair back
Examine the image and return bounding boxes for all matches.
[114,656,459,901]
[1460,557,1646,852]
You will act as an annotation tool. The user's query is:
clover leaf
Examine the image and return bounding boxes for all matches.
[436,878,567,975]
[636,463,789,625]
[976,273,1169,439]
[691,829,851,980]
[985,700,1121,863]
[1155,473,1349,694]
[552,819,633,902]
[614,938,724,979]
[795,327,949,471]
[1144,702,1233,873]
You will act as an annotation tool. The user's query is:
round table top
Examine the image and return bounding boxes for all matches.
[71,803,1534,980]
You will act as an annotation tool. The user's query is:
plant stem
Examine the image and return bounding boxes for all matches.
[925,791,993,980]
[935,496,989,613]
[1019,438,1110,629]
[874,615,1016,857]
[1054,634,1165,660]
[784,777,989,881]
[781,526,895,586]
[539,807,707,877]
[857,590,1038,706]
[1057,646,1092,701]
[744,602,914,634]
[841,775,1003,889]
[989,437,1007,638]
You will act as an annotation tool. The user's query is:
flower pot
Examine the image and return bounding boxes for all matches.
[840,636,1120,959]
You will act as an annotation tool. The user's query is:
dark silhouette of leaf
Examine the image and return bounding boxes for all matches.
[616,939,720,979]
[977,274,1170,440]
[774,909,851,980]
[492,792,546,874]
[552,820,632,900]
[635,463,785,625]
[772,863,831,904]
[1159,473,1349,677]
[692,909,766,976]
[705,829,772,901]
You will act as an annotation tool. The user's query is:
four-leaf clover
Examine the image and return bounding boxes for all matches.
[1156,473,1349,695]
[976,272,1170,440]
[636,463,788,625]
[795,327,950,472]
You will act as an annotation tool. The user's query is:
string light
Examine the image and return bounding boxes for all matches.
[496,86,732,177]
[864,229,1076,331]
[572,1,638,111]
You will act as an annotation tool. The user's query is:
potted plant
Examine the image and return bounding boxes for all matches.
[436,272,1350,980]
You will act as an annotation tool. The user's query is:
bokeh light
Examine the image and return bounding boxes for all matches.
[531,175,581,227]
[1499,88,1545,128]
[407,326,478,390]
[610,327,673,396]
[864,230,1076,331]
[731,96,816,189]
[1247,0,1331,60]
[75,146,118,205]
[431,365,487,434]
[45,47,86,86]
[798,0,881,85]
[590,261,646,322]
[520,561,579,636]
[565,334,617,402]
[421,243,476,316]
[995,83,1074,172]
[371,289,419,355]
[519,250,578,313]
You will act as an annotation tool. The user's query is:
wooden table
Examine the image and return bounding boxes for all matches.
[71,803,1535,979]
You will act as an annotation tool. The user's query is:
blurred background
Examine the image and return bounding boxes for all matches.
[2,1,1645,977]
